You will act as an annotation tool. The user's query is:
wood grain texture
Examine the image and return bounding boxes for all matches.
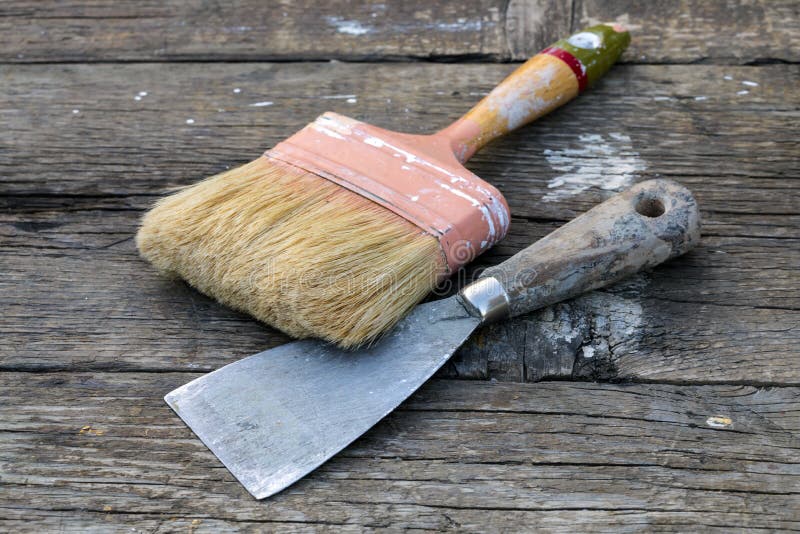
[2,62,796,206]
[3,2,799,530]
[1,0,797,63]
[2,61,797,384]
[0,0,509,63]
[2,376,800,532]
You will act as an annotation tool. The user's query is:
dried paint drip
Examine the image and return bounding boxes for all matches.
[542,132,646,202]
[706,415,733,429]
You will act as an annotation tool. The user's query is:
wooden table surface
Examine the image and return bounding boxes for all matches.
[2,1,799,531]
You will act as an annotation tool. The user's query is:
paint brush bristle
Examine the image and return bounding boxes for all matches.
[136,156,445,348]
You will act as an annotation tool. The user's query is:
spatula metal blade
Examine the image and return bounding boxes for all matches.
[165,295,480,499]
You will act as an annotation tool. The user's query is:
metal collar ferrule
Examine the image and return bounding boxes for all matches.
[458,277,511,324]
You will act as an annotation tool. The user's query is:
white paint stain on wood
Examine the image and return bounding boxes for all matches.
[249,101,273,107]
[542,133,646,202]
[326,16,372,35]
[327,16,486,36]
[434,20,483,32]
[581,13,642,32]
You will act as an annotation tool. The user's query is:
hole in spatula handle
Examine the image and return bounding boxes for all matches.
[635,195,666,218]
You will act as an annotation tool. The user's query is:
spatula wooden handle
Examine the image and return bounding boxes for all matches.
[438,24,630,163]
[462,180,700,321]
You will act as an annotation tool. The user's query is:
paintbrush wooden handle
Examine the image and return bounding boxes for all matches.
[468,180,700,320]
[438,24,630,162]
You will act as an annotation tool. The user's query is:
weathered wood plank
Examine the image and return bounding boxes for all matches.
[0,0,509,63]
[2,63,796,214]
[0,63,800,211]
[2,210,798,384]
[2,2,797,529]
[1,62,797,384]
[2,376,799,531]
[1,0,797,63]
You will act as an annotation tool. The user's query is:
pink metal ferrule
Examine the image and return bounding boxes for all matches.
[266,112,510,276]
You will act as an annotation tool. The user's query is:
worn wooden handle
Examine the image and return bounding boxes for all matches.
[482,180,701,318]
[438,24,630,162]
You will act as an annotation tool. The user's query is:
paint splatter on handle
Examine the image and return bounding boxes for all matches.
[438,24,631,162]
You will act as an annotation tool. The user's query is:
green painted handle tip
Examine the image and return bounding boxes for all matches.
[550,24,631,87]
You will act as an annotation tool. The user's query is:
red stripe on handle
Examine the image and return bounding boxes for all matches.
[542,47,588,92]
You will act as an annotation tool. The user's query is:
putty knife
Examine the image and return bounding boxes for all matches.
[165,179,700,499]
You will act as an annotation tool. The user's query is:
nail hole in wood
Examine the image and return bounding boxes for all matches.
[636,196,665,218]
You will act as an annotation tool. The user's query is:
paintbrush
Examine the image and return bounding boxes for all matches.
[136,24,630,348]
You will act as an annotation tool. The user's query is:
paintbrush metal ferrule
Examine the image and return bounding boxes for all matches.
[267,112,510,276]
[458,276,511,323]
